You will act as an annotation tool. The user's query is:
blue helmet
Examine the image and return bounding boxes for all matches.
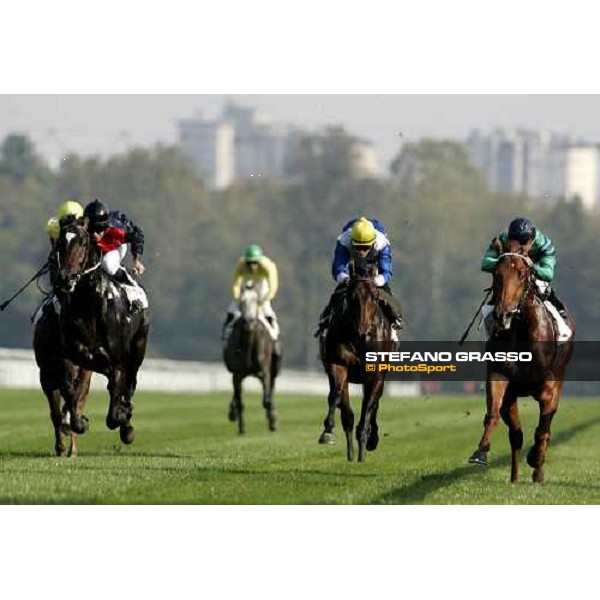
[508,217,536,244]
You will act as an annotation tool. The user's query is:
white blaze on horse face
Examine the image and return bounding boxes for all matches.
[240,287,259,322]
[65,232,76,245]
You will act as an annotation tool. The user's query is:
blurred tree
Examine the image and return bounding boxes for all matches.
[0,134,49,184]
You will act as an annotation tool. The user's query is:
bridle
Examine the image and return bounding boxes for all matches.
[55,224,102,292]
[493,252,535,323]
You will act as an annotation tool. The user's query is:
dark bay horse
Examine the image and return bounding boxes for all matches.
[318,253,395,462]
[223,282,281,434]
[33,298,92,456]
[469,237,575,483]
[54,219,150,445]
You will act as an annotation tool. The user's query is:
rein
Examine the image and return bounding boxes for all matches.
[495,252,534,316]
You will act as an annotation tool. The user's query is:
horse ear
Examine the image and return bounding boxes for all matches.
[83,215,90,229]
[492,237,503,254]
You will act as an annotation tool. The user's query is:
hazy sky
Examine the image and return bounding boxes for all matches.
[1,95,599,169]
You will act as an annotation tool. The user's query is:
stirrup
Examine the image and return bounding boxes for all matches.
[392,317,404,330]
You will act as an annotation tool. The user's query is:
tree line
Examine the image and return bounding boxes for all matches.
[1,132,599,369]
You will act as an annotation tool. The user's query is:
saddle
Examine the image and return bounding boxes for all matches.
[104,270,149,313]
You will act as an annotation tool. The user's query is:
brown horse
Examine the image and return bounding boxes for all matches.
[54,218,150,445]
[469,238,575,483]
[223,282,281,434]
[32,299,92,456]
[318,252,395,462]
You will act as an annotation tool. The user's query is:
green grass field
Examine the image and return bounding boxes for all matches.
[1,388,600,504]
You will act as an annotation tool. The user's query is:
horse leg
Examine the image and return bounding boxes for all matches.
[262,369,277,432]
[527,382,559,484]
[469,378,508,466]
[339,378,354,461]
[40,368,68,457]
[499,388,522,483]
[68,367,93,457]
[318,366,345,445]
[232,373,245,434]
[366,384,384,452]
[118,321,149,445]
[60,359,88,436]
[356,380,383,463]
[106,367,128,430]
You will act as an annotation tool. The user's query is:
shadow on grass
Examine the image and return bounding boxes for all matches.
[376,413,600,504]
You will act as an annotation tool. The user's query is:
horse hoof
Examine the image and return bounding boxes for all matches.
[228,405,238,422]
[366,433,379,451]
[80,415,89,433]
[106,415,120,430]
[120,425,135,445]
[71,417,87,435]
[318,432,335,445]
[532,468,545,484]
[267,412,277,432]
[468,450,488,466]
[526,448,542,469]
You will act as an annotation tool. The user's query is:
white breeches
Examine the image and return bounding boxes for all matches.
[101,245,128,276]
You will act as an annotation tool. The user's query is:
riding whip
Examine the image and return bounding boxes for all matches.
[0,261,50,312]
[458,287,492,346]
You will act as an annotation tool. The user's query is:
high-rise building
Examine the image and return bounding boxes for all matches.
[177,116,234,189]
[466,129,599,209]
[177,102,381,188]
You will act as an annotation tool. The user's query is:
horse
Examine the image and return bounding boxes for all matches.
[468,237,576,483]
[223,281,281,434]
[318,251,395,462]
[32,296,92,457]
[53,218,150,446]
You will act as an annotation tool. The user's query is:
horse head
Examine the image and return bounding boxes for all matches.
[239,281,260,332]
[492,237,535,331]
[54,217,98,294]
[347,251,380,341]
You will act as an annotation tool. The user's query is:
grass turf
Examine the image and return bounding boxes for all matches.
[1,388,600,504]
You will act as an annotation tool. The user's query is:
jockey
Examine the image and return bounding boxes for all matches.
[481,217,571,337]
[82,199,148,313]
[46,200,84,248]
[83,199,146,283]
[222,244,280,342]
[317,216,404,337]
[33,201,85,324]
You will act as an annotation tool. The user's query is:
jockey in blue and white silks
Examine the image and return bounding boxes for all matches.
[317,216,403,337]
[332,217,393,287]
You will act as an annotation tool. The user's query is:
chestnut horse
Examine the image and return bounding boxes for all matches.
[469,238,575,483]
[318,251,395,462]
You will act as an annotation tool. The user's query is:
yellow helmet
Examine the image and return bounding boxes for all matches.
[350,217,376,245]
[57,200,84,221]
[46,217,60,241]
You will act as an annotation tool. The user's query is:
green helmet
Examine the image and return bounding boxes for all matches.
[245,244,263,263]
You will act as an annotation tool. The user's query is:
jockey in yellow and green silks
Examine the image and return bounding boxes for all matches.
[222,244,280,342]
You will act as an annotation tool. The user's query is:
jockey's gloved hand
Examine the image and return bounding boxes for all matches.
[374,274,385,287]
[132,257,146,277]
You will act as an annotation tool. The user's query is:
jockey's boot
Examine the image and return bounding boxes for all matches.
[222,313,234,342]
[392,315,404,331]
[547,288,568,317]
[113,268,135,286]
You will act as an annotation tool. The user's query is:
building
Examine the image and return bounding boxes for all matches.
[467,129,599,209]
[177,116,234,189]
[177,102,381,188]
